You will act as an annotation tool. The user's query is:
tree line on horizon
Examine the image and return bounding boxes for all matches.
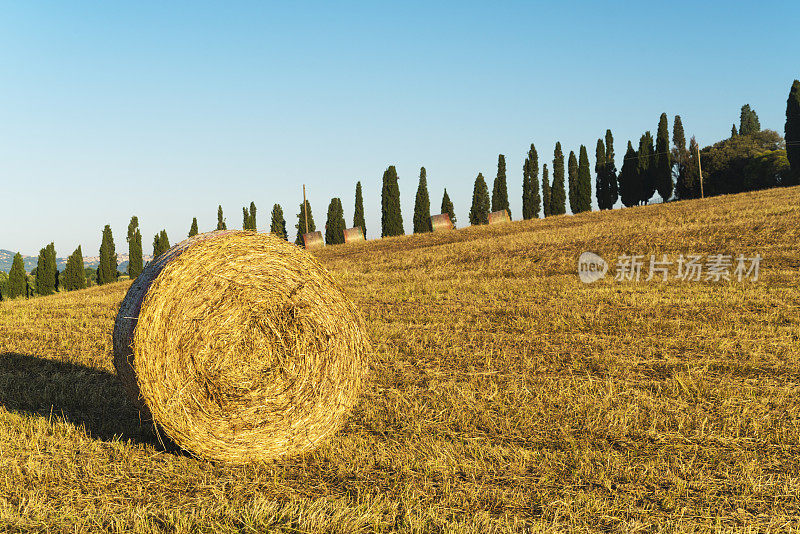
[3,80,799,301]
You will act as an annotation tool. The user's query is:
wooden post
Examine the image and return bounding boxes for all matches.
[303,184,309,232]
[696,144,704,199]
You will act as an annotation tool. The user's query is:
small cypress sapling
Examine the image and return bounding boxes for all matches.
[189,218,198,237]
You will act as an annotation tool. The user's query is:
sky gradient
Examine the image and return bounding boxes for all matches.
[2,1,799,257]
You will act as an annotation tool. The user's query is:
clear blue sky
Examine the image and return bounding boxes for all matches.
[2,1,798,257]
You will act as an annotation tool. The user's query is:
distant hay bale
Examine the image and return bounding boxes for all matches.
[430,214,453,232]
[343,227,365,243]
[112,230,369,464]
[488,210,511,225]
[302,231,324,249]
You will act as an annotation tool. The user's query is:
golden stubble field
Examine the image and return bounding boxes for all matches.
[1,186,799,532]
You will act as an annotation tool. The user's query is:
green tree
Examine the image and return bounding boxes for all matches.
[605,130,618,208]
[567,150,578,213]
[638,132,656,204]
[381,165,404,237]
[550,142,566,215]
[353,181,366,238]
[491,154,510,218]
[786,80,800,185]
[740,104,761,136]
[522,143,540,219]
[97,224,117,285]
[270,204,287,240]
[700,129,785,195]
[294,200,316,246]
[63,246,86,291]
[413,167,432,233]
[216,205,227,230]
[673,115,694,200]
[152,230,171,259]
[595,138,607,209]
[618,141,639,208]
[731,124,738,138]
[325,197,346,245]
[441,189,456,226]
[576,145,592,213]
[7,253,26,298]
[189,217,198,237]
[242,202,257,230]
[36,244,56,296]
[541,164,550,217]
[655,113,673,201]
[469,172,490,225]
[686,137,702,198]
[127,216,143,278]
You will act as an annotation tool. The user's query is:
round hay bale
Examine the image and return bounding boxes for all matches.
[112,230,369,464]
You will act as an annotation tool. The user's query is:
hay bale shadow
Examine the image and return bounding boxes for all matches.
[0,352,187,456]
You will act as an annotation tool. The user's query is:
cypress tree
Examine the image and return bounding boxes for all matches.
[731,124,738,138]
[605,130,618,208]
[550,142,566,215]
[294,200,316,246]
[522,143,540,219]
[655,113,673,201]
[97,224,117,285]
[7,253,26,299]
[353,181,366,238]
[618,141,639,208]
[740,104,761,136]
[413,167,432,233]
[381,165,404,237]
[189,217,198,237]
[469,172,490,225]
[786,80,800,186]
[577,145,592,213]
[152,230,170,259]
[127,216,143,278]
[686,137,702,198]
[541,164,550,217]
[36,246,50,296]
[270,204,287,240]
[325,198,346,245]
[567,150,578,214]
[595,138,607,209]
[242,203,257,231]
[441,189,456,226]
[491,154,510,218]
[638,132,656,204]
[217,205,227,230]
[63,246,86,291]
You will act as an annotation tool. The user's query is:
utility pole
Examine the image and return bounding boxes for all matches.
[696,143,704,199]
[302,184,309,234]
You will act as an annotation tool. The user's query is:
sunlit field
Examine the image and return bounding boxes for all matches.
[1,186,799,532]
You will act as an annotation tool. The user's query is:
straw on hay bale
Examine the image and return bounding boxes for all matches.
[112,230,369,464]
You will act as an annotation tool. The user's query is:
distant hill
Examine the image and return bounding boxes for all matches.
[0,249,152,274]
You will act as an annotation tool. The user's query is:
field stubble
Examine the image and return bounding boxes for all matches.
[0,187,799,532]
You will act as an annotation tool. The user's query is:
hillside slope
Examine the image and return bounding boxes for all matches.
[0,186,799,531]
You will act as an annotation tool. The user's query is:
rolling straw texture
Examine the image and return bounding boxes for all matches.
[113,230,369,464]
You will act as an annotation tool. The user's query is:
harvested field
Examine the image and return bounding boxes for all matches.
[1,186,799,532]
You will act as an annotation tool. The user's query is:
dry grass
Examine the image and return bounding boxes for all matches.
[1,187,799,532]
